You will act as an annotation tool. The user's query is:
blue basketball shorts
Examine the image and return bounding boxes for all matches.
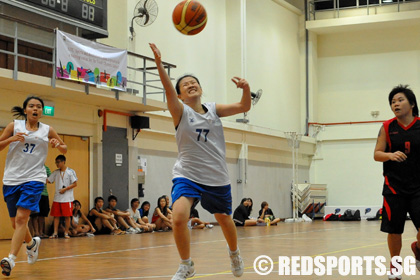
[3,181,44,217]
[171,177,232,215]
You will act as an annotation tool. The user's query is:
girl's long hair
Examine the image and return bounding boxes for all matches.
[156,196,168,216]
[11,96,44,119]
[140,201,150,217]
[73,200,82,217]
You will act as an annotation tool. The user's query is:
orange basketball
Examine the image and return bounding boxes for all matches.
[172,0,207,36]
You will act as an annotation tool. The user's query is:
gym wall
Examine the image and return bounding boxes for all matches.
[100,0,304,132]
[309,21,420,207]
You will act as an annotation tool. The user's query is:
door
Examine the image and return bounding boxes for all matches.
[102,127,129,210]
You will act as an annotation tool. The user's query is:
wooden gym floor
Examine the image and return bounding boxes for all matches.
[0,220,418,279]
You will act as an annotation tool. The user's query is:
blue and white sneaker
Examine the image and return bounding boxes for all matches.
[27,237,41,264]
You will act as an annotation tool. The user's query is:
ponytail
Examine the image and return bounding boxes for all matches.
[11,96,44,120]
[11,106,26,119]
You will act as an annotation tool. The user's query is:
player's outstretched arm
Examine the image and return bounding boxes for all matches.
[149,43,183,127]
[216,77,251,118]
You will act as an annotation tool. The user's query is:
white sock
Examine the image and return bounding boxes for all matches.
[8,254,16,261]
[230,248,239,255]
[181,258,192,265]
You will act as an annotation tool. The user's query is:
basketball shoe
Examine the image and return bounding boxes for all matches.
[1,257,15,277]
[171,261,195,280]
[27,236,41,264]
[229,247,244,277]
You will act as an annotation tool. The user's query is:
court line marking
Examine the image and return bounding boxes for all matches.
[82,224,377,280]
[89,271,261,280]
[16,224,361,264]
[189,237,414,279]
[13,224,384,280]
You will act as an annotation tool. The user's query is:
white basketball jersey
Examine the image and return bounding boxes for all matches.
[3,120,49,185]
[173,102,230,186]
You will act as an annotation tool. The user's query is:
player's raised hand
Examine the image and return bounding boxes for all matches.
[231,77,250,91]
[149,43,162,65]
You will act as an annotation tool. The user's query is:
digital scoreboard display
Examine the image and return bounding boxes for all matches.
[2,0,108,38]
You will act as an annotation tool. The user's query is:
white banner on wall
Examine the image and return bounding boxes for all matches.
[56,30,127,91]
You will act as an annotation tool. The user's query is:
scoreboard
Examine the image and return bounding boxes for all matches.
[1,0,108,38]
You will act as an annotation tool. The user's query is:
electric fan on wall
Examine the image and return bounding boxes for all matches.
[129,0,159,39]
[236,89,263,123]
[251,89,263,106]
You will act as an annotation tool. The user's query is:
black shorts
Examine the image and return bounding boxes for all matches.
[381,193,420,234]
[30,195,50,217]
[91,217,112,235]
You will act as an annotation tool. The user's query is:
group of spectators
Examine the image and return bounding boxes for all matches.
[233,198,281,227]
[29,156,280,238]
[29,184,215,238]
[28,155,188,238]
[29,193,178,238]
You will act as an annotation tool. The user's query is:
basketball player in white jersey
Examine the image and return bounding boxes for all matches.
[0,96,67,276]
[150,43,251,280]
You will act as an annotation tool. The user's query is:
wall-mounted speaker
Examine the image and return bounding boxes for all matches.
[130,116,150,129]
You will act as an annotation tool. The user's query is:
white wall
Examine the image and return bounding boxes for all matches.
[311,24,420,207]
[227,0,303,132]
[126,0,228,105]
[317,25,420,123]
[101,0,304,132]
[310,124,384,206]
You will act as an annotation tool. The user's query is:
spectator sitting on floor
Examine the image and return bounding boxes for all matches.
[88,197,124,235]
[105,195,142,234]
[139,201,151,224]
[163,195,173,225]
[259,201,281,225]
[128,198,155,232]
[247,198,264,223]
[188,208,213,229]
[70,200,96,236]
[163,194,173,214]
[152,196,172,231]
[233,198,260,227]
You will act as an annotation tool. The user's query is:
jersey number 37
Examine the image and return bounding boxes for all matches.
[23,143,36,154]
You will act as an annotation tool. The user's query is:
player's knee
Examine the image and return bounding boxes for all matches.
[14,215,29,227]
[173,216,188,227]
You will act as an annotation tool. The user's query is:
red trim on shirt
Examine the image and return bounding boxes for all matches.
[384,176,397,194]
[383,118,395,151]
[383,197,391,221]
[397,116,420,131]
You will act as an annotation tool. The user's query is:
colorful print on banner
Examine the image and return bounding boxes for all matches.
[56,30,127,91]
